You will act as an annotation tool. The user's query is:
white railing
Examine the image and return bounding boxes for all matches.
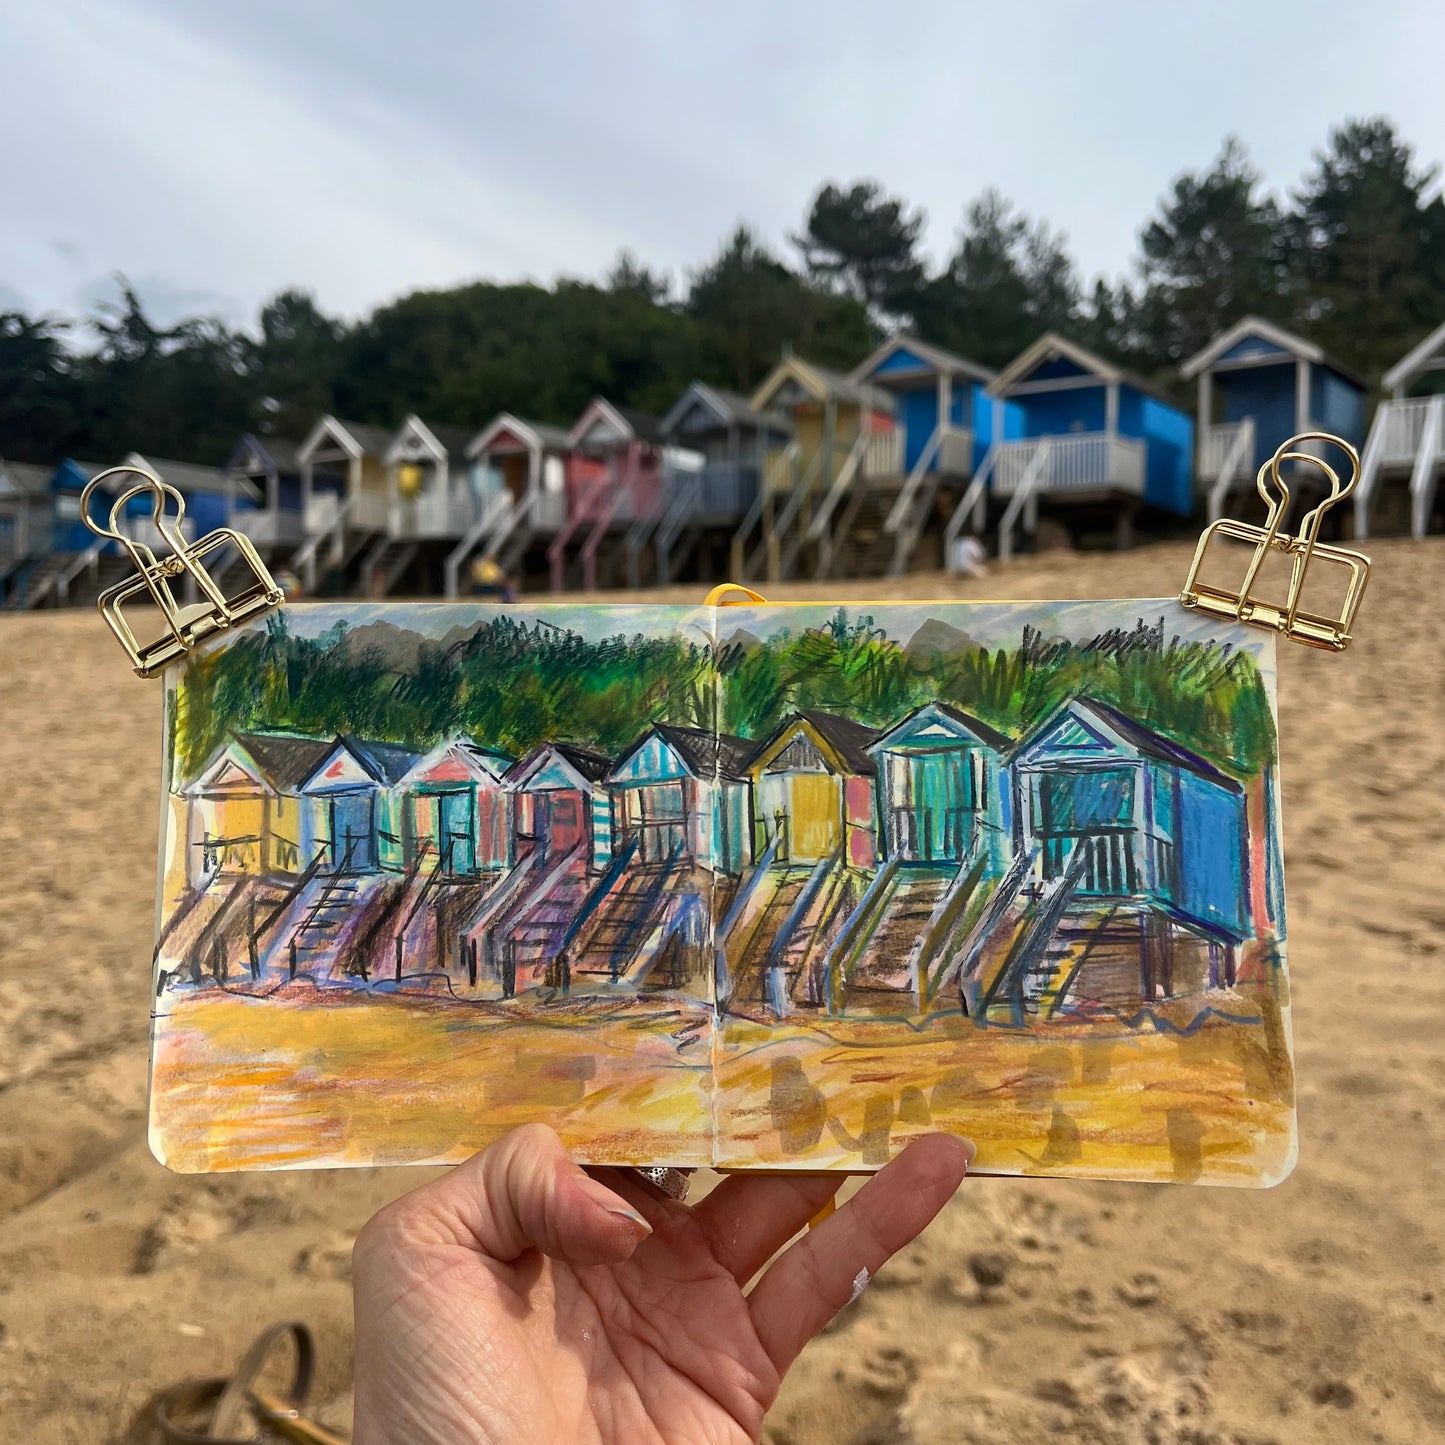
[1205,421,1256,523]
[997,440,1053,563]
[807,431,869,543]
[861,427,903,481]
[994,433,1145,497]
[1372,397,1435,467]
[938,426,975,476]
[1198,419,1256,480]
[943,443,998,564]
[232,509,304,548]
[1410,396,1444,538]
[533,490,567,532]
[443,491,516,598]
[393,491,481,540]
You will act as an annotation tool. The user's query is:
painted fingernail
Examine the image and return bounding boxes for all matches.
[577,1178,652,1233]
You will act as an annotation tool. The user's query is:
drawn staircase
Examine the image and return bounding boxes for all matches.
[564,845,695,988]
[501,846,593,990]
[835,863,960,1009]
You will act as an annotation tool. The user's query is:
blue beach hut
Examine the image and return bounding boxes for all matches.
[977,334,1194,559]
[1181,317,1366,521]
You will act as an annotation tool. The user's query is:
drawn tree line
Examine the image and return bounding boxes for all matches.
[175,610,1276,784]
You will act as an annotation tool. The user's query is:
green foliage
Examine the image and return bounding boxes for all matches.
[8,112,1444,470]
[793,180,927,320]
[175,610,1275,787]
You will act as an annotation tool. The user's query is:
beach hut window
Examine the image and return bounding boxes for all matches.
[326,792,376,871]
[1034,767,1136,892]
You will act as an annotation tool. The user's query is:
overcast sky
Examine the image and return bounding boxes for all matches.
[4,1,1443,334]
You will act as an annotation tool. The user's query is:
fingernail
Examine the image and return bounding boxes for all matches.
[577,1177,652,1234]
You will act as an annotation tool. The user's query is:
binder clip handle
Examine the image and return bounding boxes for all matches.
[1179,429,1371,652]
[79,464,284,678]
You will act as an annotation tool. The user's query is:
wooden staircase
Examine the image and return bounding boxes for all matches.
[826,482,902,579]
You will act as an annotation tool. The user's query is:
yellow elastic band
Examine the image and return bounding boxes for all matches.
[702,583,769,607]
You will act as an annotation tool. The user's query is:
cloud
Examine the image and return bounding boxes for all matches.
[2,0,1442,331]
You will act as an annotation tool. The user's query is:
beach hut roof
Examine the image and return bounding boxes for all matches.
[850,333,996,388]
[399,738,513,787]
[298,415,394,463]
[1382,318,1445,394]
[569,397,664,449]
[124,452,253,501]
[231,732,338,791]
[223,433,301,476]
[1180,315,1365,387]
[1017,697,1239,787]
[0,460,52,498]
[467,413,574,459]
[869,701,1011,755]
[339,735,423,786]
[507,741,613,790]
[660,381,791,437]
[648,723,753,781]
[986,334,1180,409]
[749,353,896,416]
[387,415,477,464]
[751,710,881,776]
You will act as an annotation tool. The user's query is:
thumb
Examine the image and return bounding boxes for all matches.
[380,1123,653,1267]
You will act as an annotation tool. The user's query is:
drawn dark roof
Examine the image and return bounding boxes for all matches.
[454,740,514,774]
[654,723,752,780]
[871,701,1011,753]
[933,703,1012,751]
[550,743,613,782]
[340,735,423,785]
[1035,698,1239,786]
[234,732,337,790]
[790,710,881,775]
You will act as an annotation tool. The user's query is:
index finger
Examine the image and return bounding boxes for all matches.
[745,1134,973,1373]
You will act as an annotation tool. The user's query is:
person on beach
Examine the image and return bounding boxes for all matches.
[352,1123,973,1444]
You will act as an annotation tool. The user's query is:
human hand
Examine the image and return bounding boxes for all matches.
[352,1124,973,1444]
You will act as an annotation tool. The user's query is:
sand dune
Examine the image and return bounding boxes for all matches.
[2,538,1442,1443]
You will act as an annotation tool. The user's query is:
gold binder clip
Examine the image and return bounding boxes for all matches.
[81,465,284,677]
[1179,431,1371,651]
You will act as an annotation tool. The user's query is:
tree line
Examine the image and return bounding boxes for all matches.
[175,608,1274,785]
[6,117,1444,470]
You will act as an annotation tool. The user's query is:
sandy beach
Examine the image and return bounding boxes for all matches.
[2,537,1443,1443]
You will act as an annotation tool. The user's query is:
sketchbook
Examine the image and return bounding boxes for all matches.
[148,596,1295,1187]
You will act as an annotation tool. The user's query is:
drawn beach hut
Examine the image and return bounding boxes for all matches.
[720,712,880,1017]
[223,433,304,560]
[516,725,750,997]
[397,739,514,876]
[447,414,575,595]
[183,732,337,886]
[1181,317,1366,523]
[656,382,792,584]
[965,334,1194,560]
[509,743,613,868]
[732,353,899,582]
[458,743,615,996]
[548,398,669,592]
[824,704,1011,1013]
[965,697,1251,1022]
[847,335,999,575]
[296,736,420,874]
[293,415,394,591]
[1355,321,1445,538]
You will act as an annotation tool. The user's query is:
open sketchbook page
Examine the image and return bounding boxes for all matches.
[708,601,1292,1185]
[150,603,723,1171]
[149,597,1294,1186]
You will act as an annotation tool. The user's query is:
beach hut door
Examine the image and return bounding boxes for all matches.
[329,792,376,872]
[438,790,475,874]
[542,792,585,856]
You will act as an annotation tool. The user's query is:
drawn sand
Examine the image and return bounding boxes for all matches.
[2,538,1442,1442]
